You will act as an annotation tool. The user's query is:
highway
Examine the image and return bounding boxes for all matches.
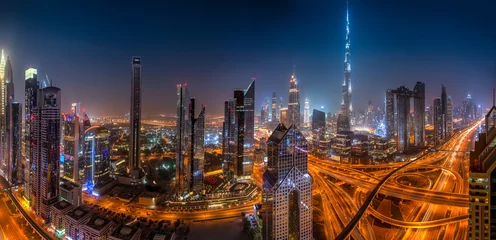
[0,176,54,240]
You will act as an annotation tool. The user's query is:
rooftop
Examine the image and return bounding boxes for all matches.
[52,200,73,211]
[110,224,140,240]
[67,206,92,221]
[85,214,112,231]
[145,231,167,240]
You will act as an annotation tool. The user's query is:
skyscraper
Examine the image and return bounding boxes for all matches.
[24,67,39,202]
[244,79,255,147]
[468,93,496,240]
[234,89,245,177]
[176,85,205,194]
[413,82,425,146]
[4,56,14,182]
[287,72,300,127]
[433,97,443,145]
[0,50,6,133]
[83,126,112,194]
[394,86,411,153]
[192,105,205,193]
[441,84,448,138]
[222,100,235,179]
[261,98,269,125]
[385,89,395,139]
[446,96,453,137]
[176,84,192,193]
[62,114,80,182]
[262,124,312,239]
[303,98,310,126]
[8,102,21,185]
[271,92,277,122]
[128,57,142,179]
[32,86,61,223]
[341,1,352,126]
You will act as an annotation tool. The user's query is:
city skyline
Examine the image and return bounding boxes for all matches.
[1,1,495,117]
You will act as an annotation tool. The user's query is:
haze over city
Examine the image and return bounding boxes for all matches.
[1,0,494,116]
[0,1,495,240]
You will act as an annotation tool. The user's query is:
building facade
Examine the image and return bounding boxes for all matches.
[24,67,39,202]
[31,86,61,223]
[128,56,142,178]
[469,102,496,240]
[413,82,425,146]
[262,124,312,239]
[244,80,255,147]
[287,74,300,127]
[83,126,112,193]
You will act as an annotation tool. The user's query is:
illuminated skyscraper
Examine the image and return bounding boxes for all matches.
[234,89,245,177]
[7,102,21,185]
[244,79,255,147]
[128,57,143,179]
[287,72,300,127]
[341,1,352,126]
[176,85,205,194]
[0,50,6,133]
[261,98,269,124]
[4,56,14,181]
[271,92,277,122]
[192,105,205,193]
[468,92,496,240]
[262,124,312,239]
[176,84,192,193]
[393,86,411,152]
[24,67,39,202]
[62,114,80,182]
[31,86,61,223]
[83,126,112,195]
[441,84,448,138]
[433,97,443,145]
[446,96,453,137]
[413,82,425,146]
[222,100,235,179]
[385,89,395,139]
[303,97,310,126]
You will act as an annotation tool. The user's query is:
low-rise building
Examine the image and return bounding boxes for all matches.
[109,224,142,240]
[65,205,93,240]
[80,214,115,240]
[51,200,74,238]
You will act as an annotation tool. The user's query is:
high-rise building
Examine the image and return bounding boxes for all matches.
[312,109,326,139]
[24,67,39,202]
[262,124,312,239]
[234,89,245,177]
[303,98,310,126]
[83,126,112,194]
[62,114,80,182]
[176,84,206,194]
[128,57,143,179]
[385,89,395,139]
[176,84,191,193]
[446,96,453,137]
[261,98,269,125]
[280,107,288,126]
[468,94,496,240]
[271,92,277,122]
[244,80,255,147]
[441,85,448,138]
[433,97,443,145]
[0,50,6,135]
[7,102,21,184]
[192,104,205,193]
[31,86,61,223]
[287,72,300,127]
[222,100,235,179]
[341,2,352,127]
[4,56,15,183]
[393,86,411,153]
[413,82,425,146]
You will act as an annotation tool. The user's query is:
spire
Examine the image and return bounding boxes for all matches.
[292,64,296,78]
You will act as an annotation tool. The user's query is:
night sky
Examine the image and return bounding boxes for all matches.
[1,0,495,117]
